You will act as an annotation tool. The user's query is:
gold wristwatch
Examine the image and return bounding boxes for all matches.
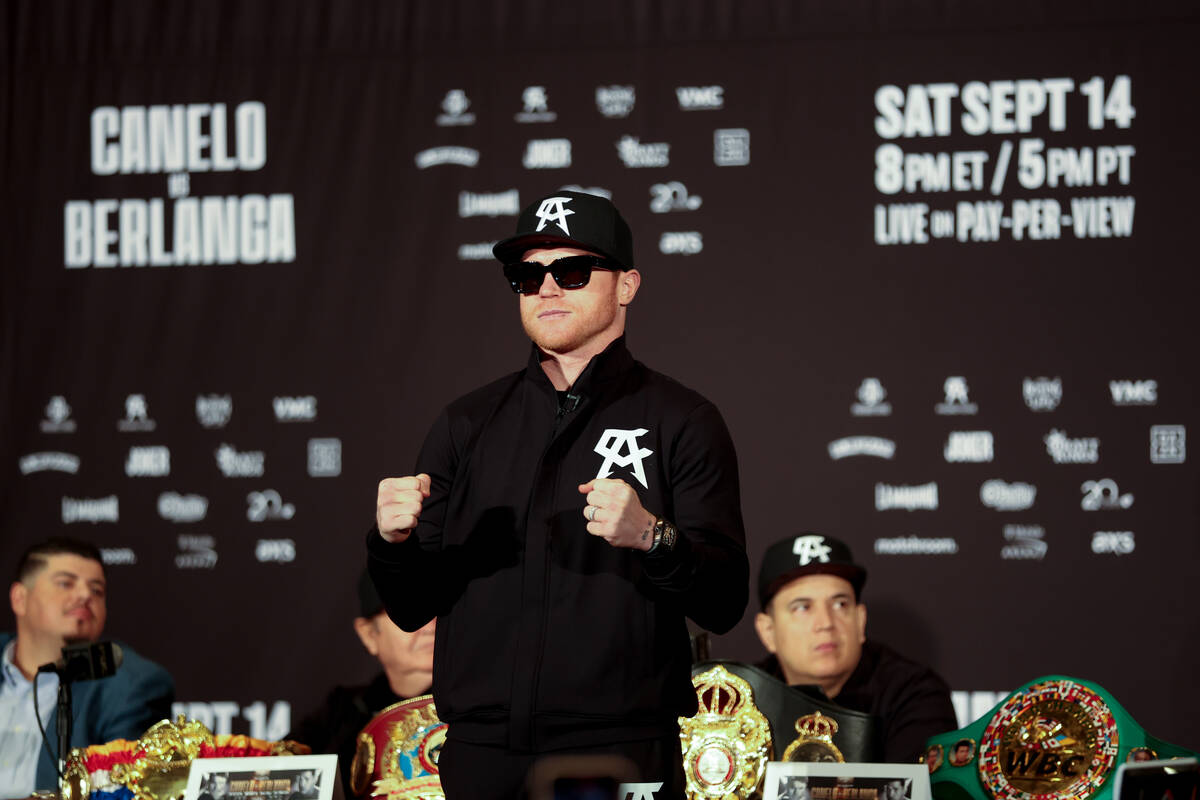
[648,516,678,555]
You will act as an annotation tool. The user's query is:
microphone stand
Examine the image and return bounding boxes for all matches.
[56,678,73,776]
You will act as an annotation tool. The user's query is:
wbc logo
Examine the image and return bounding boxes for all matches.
[534,196,574,235]
[593,428,653,489]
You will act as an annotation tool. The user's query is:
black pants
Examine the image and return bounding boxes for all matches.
[438,735,686,800]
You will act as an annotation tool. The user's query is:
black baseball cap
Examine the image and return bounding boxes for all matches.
[358,569,384,618]
[493,190,634,268]
[757,533,867,607]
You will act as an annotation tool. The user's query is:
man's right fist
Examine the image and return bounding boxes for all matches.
[376,474,432,543]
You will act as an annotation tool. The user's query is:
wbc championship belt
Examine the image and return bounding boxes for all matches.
[350,695,446,799]
[924,676,1198,800]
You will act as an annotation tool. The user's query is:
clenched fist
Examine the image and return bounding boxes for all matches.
[578,478,657,551]
[377,474,431,543]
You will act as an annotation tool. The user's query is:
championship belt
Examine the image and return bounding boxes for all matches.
[349,695,446,800]
[680,664,772,799]
[924,676,1198,800]
[691,661,882,765]
[60,717,308,800]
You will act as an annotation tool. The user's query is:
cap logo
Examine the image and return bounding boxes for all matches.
[792,535,832,566]
[534,196,575,235]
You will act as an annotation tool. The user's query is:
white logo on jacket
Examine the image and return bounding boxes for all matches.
[594,428,653,489]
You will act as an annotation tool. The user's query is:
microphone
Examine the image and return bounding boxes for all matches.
[37,641,124,683]
[563,393,581,413]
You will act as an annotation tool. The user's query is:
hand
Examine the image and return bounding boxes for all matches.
[578,478,656,551]
[376,474,431,543]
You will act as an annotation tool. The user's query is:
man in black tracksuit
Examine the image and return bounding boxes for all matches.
[370,190,748,799]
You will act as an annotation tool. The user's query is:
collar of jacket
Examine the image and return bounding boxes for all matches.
[523,335,636,399]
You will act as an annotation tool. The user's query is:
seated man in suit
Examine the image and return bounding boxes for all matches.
[753,533,957,762]
[289,570,435,796]
[1,537,174,797]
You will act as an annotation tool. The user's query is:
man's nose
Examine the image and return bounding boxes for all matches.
[811,603,834,630]
[537,269,563,296]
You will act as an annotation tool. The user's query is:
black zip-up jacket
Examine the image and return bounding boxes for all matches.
[367,337,748,752]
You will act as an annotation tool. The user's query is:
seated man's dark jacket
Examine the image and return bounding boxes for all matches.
[368,337,749,752]
[759,640,957,763]
[289,672,406,797]
[0,633,174,791]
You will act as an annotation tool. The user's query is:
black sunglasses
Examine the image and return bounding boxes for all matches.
[502,255,619,294]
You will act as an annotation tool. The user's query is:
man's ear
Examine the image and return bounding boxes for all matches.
[10,582,26,617]
[856,602,868,644]
[618,268,641,306]
[754,610,778,654]
[353,616,379,657]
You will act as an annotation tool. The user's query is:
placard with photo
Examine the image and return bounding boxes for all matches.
[183,755,343,800]
[763,762,930,800]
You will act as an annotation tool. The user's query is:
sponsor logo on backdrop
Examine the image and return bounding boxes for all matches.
[1091,530,1135,555]
[273,395,317,422]
[69,102,296,269]
[523,139,572,169]
[617,136,670,168]
[62,496,119,524]
[415,147,480,169]
[1044,429,1099,464]
[677,85,725,110]
[875,482,938,511]
[649,181,702,213]
[515,86,557,123]
[19,452,80,474]
[1001,525,1046,560]
[459,190,520,218]
[176,534,218,569]
[980,480,1037,511]
[944,431,994,462]
[158,492,208,523]
[952,692,1011,730]
[457,242,497,260]
[1149,424,1185,464]
[658,232,703,255]
[936,376,978,415]
[171,701,291,740]
[216,444,265,477]
[100,548,137,566]
[595,85,635,118]
[874,536,958,555]
[196,394,232,428]
[436,89,475,126]
[125,446,170,477]
[1110,379,1157,406]
[828,436,896,460]
[40,396,77,433]
[1023,377,1062,411]
[714,128,750,166]
[1080,479,1133,510]
[308,438,342,477]
[559,184,612,200]
[116,394,156,432]
[851,378,892,416]
[255,539,296,563]
[247,490,296,521]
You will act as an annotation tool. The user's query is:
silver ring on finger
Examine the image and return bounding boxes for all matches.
[587,505,598,522]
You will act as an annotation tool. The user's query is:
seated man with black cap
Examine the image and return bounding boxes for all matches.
[289,570,435,796]
[754,533,956,763]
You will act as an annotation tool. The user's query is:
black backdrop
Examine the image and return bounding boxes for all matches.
[4,0,1198,750]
